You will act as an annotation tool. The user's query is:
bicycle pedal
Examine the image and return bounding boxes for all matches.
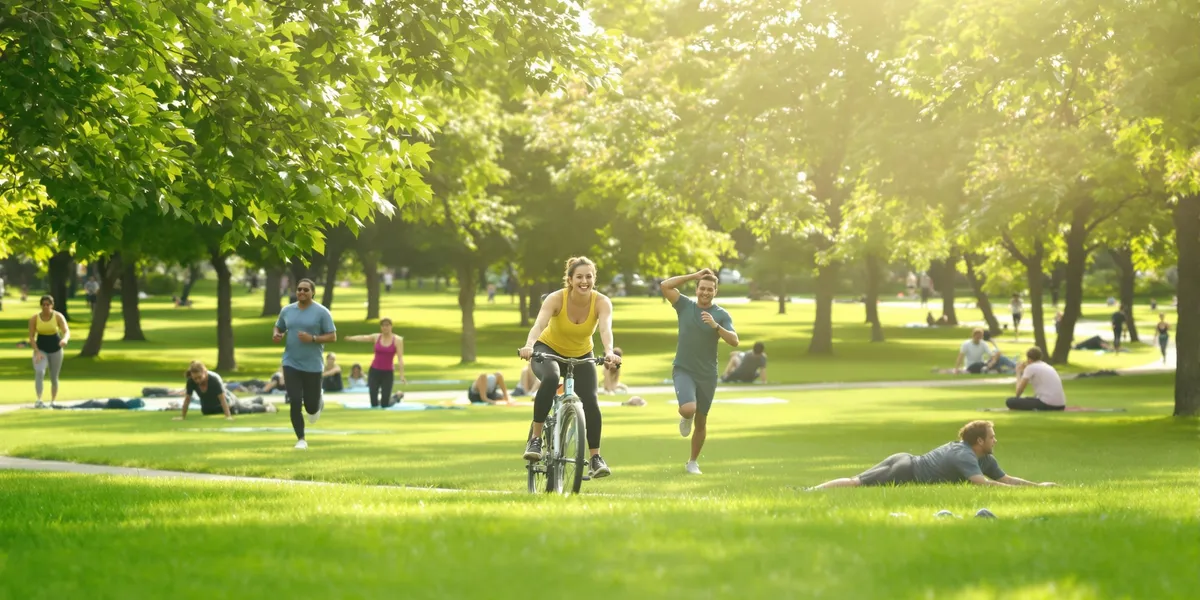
[581,476,591,481]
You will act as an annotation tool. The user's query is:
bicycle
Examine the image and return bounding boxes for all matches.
[525,351,611,495]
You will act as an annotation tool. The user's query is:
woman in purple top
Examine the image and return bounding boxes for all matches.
[344,318,405,407]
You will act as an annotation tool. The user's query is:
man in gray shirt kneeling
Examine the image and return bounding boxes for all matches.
[810,420,1056,489]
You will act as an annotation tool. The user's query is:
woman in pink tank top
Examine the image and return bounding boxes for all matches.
[344,318,405,407]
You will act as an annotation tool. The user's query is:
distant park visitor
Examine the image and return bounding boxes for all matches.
[722,342,767,384]
[518,256,621,479]
[1010,293,1023,340]
[344,318,405,408]
[661,268,738,476]
[955,328,996,374]
[1007,347,1066,411]
[1156,314,1171,364]
[28,295,69,409]
[810,421,1057,489]
[467,372,511,405]
[1111,309,1127,351]
[273,278,337,449]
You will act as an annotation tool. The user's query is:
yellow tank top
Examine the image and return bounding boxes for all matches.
[538,290,599,357]
[36,313,60,335]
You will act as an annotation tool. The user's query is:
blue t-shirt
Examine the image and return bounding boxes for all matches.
[912,441,1006,484]
[672,294,734,380]
[275,302,336,373]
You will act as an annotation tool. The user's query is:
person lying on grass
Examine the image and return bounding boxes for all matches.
[810,420,1056,489]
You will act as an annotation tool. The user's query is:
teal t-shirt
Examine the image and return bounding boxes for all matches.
[275,302,336,373]
[671,294,734,380]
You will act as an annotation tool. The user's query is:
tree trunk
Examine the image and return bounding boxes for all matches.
[79,256,121,357]
[808,263,838,355]
[517,276,530,327]
[48,251,72,321]
[261,267,282,316]
[180,262,202,301]
[1110,246,1140,343]
[777,271,787,315]
[289,261,310,287]
[211,250,236,372]
[963,254,1002,336]
[457,261,478,363]
[1026,255,1049,359]
[360,249,380,320]
[321,246,344,309]
[120,258,146,341]
[1049,262,1065,307]
[934,255,959,325]
[1173,196,1199,416]
[527,284,543,321]
[1051,208,1093,365]
[864,253,884,342]
[68,259,80,298]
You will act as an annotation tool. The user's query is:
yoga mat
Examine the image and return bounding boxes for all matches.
[338,401,463,411]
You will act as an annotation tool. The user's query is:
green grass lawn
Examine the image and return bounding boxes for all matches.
[0,374,1195,598]
[0,280,1166,403]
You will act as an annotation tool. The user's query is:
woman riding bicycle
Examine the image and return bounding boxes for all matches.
[518,256,621,478]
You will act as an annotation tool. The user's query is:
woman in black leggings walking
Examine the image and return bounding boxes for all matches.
[344,318,405,407]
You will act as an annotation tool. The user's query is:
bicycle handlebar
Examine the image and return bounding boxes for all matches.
[530,351,620,369]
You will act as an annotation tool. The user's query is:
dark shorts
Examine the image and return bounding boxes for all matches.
[674,367,717,416]
[856,453,917,486]
[467,388,503,404]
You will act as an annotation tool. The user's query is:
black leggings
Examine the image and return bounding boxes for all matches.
[285,367,323,440]
[368,367,394,408]
[531,342,602,450]
[1006,397,1065,411]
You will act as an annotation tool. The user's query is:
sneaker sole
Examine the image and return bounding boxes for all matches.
[589,468,612,479]
[679,420,692,438]
[523,452,542,461]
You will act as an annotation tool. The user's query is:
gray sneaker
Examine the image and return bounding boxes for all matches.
[589,455,611,479]
[523,438,543,461]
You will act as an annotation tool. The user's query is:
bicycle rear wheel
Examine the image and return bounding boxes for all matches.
[553,401,588,495]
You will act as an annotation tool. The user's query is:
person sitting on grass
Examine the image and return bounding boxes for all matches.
[262,369,286,394]
[981,331,1017,374]
[468,372,511,405]
[322,352,344,392]
[347,364,368,390]
[810,420,1057,489]
[721,342,768,384]
[1006,347,1066,411]
[954,328,997,374]
[602,347,627,394]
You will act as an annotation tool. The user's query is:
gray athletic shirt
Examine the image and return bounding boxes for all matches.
[275,302,336,373]
[913,441,1006,483]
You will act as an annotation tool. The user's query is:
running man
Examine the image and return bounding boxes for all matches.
[661,269,738,475]
[518,256,621,479]
[273,278,336,449]
[810,420,1057,489]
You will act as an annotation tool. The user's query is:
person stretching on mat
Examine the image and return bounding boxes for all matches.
[273,278,337,449]
[517,256,621,479]
[344,318,405,408]
[175,361,234,420]
[29,295,69,408]
[467,372,511,405]
[810,420,1057,489]
[661,268,738,475]
[1007,347,1066,411]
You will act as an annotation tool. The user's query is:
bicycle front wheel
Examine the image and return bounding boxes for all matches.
[553,401,588,495]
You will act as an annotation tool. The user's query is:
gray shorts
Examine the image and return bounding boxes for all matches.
[673,367,716,416]
[856,453,916,486]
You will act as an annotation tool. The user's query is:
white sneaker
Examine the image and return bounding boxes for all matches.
[308,397,323,425]
[294,440,308,450]
[34,400,45,409]
[679,416,693,438]
[685,461,702,475]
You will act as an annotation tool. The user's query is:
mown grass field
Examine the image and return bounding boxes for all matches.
[0,374,1195,599]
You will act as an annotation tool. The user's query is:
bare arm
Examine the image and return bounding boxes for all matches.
[954,351,965,370]
[177,394,191,420]
[395,337,406,383]
[998,475,1054,487]
[344,333,380,343]
[659,270,713,305]
[28,316,40,359]
[967,474,1010,487]
[522,292,561,350]
[218,392,232,419]
[596,295,616,356]
[56,312,70,345]
[322,364,342,377]
[311,331,337,343]
[759,366,768,384]
[1015,377,1029,397]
